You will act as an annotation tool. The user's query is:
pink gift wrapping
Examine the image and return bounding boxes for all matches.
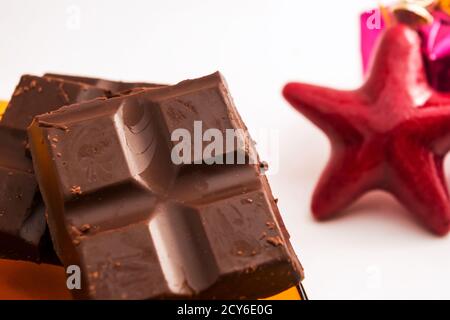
[421,11,450,91]
[360,9,385,74]
[361,9,450,91]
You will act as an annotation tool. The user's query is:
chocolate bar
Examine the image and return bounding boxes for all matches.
[0,75,109,263]
[44,73,164,93]
[0,73,163,263]
[28,72,303,299]
[2,76,108,131]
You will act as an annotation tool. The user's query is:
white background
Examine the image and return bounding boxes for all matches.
[1,0,448,300]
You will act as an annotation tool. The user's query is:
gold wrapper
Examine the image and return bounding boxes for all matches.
[440,0,450,15]
[408,0,438,7]
[392,2,435,26]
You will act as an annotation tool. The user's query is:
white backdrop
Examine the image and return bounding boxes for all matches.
[1,0,448,300]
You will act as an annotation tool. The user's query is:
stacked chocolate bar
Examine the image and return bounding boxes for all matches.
[0,72,304,299]
[0,74,161,264]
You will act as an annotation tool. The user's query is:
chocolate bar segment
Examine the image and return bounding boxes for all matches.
[0,75,108,263]
[29,72,303,299]
[2,76,107,131]
[44,73,164,93]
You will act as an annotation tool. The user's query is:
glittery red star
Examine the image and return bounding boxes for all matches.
[283,25,450,235]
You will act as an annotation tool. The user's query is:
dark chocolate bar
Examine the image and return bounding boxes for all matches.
[44,73,164,93]
[2,76,107,131]
[0,75,108,263]
[28,72,303,299]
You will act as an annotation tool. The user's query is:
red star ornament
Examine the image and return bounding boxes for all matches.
[283,25,450,235]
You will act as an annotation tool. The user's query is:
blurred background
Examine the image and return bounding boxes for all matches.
[1,0,449,299]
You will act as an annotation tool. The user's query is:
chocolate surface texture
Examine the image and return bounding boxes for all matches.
[28,72,303,299]
[44,73,164,93]
[0,74,153,263]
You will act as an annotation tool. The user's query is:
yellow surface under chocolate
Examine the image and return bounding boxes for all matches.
[264,286,302,300]
[0,99,303,300]
[0,259,71,299]
[0,100,7,117]
[0,259,302,300]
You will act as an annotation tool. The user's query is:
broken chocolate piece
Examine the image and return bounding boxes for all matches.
[29,72,303,299]
[2,76,107,132]
[0,75,108,263]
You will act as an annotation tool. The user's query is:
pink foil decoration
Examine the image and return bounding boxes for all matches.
[361,9,385,74]
[361,9,450,92]
[422,11,450,60]
[421,11,450,91]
